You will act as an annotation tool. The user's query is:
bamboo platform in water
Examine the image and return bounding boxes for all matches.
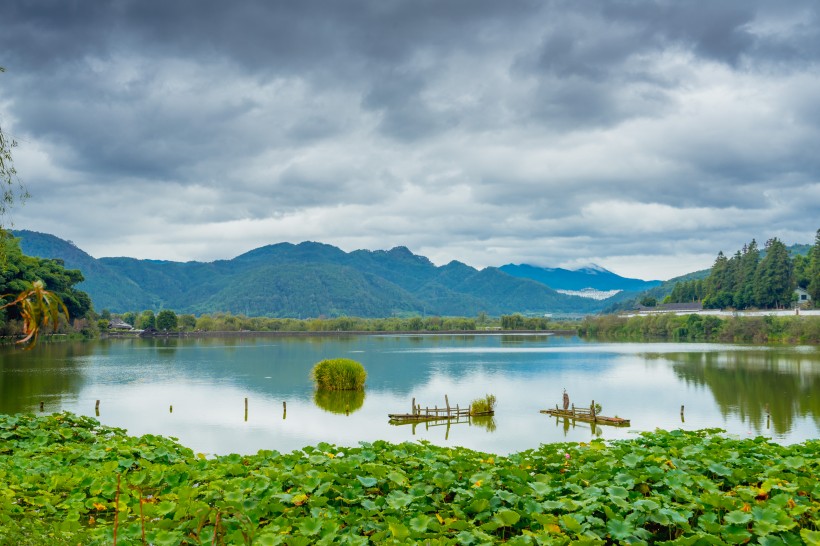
[388,395,493,424]
[540,401,630,427]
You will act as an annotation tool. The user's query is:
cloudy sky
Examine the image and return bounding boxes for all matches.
[2,0,819,280]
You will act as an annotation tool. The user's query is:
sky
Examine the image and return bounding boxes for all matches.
[1,1,819,281]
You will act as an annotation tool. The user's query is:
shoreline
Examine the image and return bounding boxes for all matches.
[104,328,579,339]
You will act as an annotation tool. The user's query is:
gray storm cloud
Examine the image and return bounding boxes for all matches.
[1,0,818,279]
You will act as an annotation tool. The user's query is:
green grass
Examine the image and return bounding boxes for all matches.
[310,358,367,390]
[470,393,496,415]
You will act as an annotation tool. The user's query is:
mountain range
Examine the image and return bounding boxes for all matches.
[13,230,657,317]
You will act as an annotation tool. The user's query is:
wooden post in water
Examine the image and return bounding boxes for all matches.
[412,397,416,416]
[244,397,248,422]
[765,403,770,429]
[591,400,596,422]
[39,401,44,412]
[445,394,450,419]
[283,401,287,419]
[680,405,685,423]
[170,405,173,413]
[571,403,575,417]
[95,399,100,416]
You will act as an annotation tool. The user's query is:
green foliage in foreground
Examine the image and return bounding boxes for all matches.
[311,358,367,391]
[2,414,820,545]
[579,314,820,344]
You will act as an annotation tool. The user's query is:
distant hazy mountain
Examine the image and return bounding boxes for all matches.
[499,263,661,292]
[13,230,626,316]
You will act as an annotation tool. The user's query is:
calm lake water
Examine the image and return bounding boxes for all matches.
[1,334,818,456]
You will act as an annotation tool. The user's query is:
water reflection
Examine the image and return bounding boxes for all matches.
[544,415,605,438]
[0,336,818,455]
[657,351,820,435]
[0,342,91,413]
[390,412,495,441]
[470,415,497,432]
[313,390,365,414]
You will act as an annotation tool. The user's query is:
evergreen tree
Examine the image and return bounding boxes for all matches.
[734,239,760,309]
[754,238,794,309]
[808,229,820,305]
[703,251,734,308]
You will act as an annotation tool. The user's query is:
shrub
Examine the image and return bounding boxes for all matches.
[311,358,367,391]
[470,393,497,415]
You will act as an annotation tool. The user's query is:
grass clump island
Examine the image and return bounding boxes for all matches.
[310,358,367,391]
[470,394,497,415]
[3,413,820,545]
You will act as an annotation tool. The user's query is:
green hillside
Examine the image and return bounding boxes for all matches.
[13,230,155,311]
[13,232,610,316]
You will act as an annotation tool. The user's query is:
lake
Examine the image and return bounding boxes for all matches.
[1,334,818,456]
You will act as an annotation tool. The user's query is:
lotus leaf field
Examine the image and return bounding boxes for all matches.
[1,413,820,545]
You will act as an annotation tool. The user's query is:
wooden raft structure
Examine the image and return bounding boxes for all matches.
[389,395,493,424]
[540,400,630,427]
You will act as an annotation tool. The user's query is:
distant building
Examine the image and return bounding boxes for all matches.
[794,287,812,306]
[108,318,134,330]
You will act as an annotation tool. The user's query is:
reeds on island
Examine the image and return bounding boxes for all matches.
[470,393,497,415]
[311,358,367,391]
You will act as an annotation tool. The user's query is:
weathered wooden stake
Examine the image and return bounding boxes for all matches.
[169,405,173,413]
[244,397,248,422]
[445,394,450,418]
[40,401,44,412]
[680,405,685,422]
[412,397,416,415]
[283,401,287,419]
[591,400,596,422]
[95,399,100,410]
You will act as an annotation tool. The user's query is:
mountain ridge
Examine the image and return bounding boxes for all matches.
[13,230,639,316]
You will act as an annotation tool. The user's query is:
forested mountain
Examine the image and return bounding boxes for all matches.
[12,231,155,311]
[14,230,620,317]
